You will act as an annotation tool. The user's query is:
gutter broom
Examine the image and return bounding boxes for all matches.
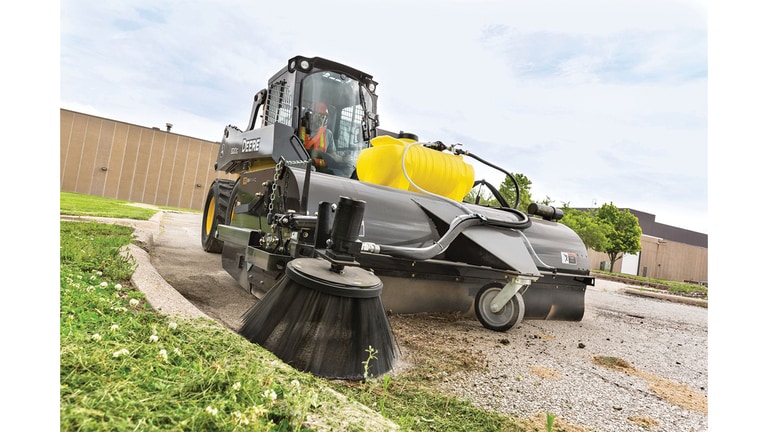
[239,197,399,380]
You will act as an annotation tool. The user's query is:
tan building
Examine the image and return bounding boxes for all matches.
[60,108,707,283]
[60,109,232,211]
[586,209,708,284]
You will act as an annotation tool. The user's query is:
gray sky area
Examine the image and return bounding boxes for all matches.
[58,0,710,233]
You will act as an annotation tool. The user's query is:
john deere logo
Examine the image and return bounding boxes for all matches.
[242,138,260,153]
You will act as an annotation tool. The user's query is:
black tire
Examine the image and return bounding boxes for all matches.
[201,179,235,253]
[474,283,526,332]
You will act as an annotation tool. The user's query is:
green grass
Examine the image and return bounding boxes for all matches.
[60,191,198,220]
[591,269,708,299]
[59,192,528,431]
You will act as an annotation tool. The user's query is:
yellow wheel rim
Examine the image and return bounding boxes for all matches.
[205,195,216,235]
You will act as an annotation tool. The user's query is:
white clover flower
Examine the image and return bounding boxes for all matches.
[129,299,139,307]
[77,275,83,280]
[290,379,300,389]
[99,281,108,288]
[149,334,159,343]
[114,283,122,290]
[91,333,102,341]
[158,349,168,361]
[251,404,268,416]
[110,324,120,331]
[205,406,218,416]
[232,382,242,391]
[264,389,277,401]
[89,275,97,281]
[173,348,182,355]
[168,321,178,330]
[113,348,130,358]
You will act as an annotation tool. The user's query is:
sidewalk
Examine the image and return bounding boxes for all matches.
[592,274,707,308]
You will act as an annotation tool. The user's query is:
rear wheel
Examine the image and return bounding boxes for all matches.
[474,283,525,332]
[201,179,235,253]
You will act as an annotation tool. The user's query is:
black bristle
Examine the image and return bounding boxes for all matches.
[239,258,399,380]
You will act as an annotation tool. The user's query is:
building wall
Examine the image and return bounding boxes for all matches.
[588,235,708,283]
[60,109,234,211]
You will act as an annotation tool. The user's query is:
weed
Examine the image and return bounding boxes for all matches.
[546,412,555,432]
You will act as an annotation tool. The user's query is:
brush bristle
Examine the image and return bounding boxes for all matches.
[240,271,399,380]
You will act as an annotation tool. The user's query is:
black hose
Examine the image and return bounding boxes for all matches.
[458,150,521,210]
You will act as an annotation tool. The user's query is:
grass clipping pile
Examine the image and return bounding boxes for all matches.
[592,356,707,414]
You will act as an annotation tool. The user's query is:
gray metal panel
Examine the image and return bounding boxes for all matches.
[462,226,541,276]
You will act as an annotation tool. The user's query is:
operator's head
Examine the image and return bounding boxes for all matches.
[309,101,328,129]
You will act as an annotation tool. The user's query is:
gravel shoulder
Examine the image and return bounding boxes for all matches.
[390,283,708,432]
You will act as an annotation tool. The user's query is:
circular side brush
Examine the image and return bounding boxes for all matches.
[239,196,399,380]
[239,257,398,380]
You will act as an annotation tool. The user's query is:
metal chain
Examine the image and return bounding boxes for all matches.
[268,159,284,215]
[268,159,309,215]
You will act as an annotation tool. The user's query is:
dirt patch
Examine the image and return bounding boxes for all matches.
[530,365,560,380]
[593,356,707,414]
[627,416,659,429]
[389,312,487,380]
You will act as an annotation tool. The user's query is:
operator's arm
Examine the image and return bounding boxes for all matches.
[325,129,336,154]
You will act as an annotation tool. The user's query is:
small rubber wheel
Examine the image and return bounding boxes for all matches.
[474,283,526,332]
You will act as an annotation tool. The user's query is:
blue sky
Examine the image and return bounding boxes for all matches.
[56,0,710,234]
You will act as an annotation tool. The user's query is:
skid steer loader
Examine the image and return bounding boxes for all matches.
[201,55,594,337]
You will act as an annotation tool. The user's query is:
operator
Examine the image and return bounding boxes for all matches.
[300,101,339,171]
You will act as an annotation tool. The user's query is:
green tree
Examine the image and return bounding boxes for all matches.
[561,203,642,272]
[596,203,642,271]
[561,207,611,252]
[464,173,531,210]
[499,173,532,211]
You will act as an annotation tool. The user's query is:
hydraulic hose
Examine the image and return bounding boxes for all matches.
[361,213,486,260]
[456,149,521,210]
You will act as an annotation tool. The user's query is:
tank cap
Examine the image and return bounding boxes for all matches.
[398,131,419,141]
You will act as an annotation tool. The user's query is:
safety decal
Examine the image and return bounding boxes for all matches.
[561,252,577,265]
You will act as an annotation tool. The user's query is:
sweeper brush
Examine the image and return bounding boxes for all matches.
[239,198,398,380]
[202,55,595,380]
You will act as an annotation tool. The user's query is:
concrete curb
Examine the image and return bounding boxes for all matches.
[124,242,210,319]
[63,212,211,319]
[620,287,708,308]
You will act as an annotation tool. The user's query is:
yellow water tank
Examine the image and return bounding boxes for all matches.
[356,135,475,202]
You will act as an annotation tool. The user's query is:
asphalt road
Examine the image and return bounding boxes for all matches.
[132,211,708,431]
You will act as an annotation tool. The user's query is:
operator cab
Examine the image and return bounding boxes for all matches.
[253,56,380,178]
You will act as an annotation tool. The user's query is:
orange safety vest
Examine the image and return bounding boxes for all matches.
[300,126,327,167]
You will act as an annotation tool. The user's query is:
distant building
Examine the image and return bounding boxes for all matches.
[575,207,707,283]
